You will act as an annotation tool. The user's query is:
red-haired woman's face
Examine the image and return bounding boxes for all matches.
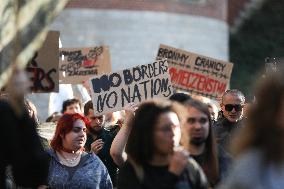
[62,119,87,151]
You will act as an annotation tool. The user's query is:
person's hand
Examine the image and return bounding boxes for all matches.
[124,103,137,125]
[124,103,137,115]
[91,139,104,154]
[6,67,31,99]
[168,147,189,176]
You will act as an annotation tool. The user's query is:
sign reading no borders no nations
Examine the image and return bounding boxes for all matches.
[89,59,173,115]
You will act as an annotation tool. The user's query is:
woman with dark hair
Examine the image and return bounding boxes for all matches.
[48,113,112,189]
[182,99,231,187]
[218,69,284,189]
[117,100,208,189]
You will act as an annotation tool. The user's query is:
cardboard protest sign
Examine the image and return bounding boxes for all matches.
[26,31,59,93]
[156,44,233,100]
[89,59,173,115]
[59,46,111,84]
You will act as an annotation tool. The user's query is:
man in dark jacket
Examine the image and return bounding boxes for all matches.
[84,100,120,187]
[213,89,245,150]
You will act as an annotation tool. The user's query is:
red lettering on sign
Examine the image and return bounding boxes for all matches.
[169,67,226,95]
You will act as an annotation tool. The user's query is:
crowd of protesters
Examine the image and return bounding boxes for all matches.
[1,65,284,189]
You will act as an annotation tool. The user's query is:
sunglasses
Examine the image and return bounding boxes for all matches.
[187,117,208,124]
[224,104,243,112]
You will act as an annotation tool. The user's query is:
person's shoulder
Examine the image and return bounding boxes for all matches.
[118,160,139,181]
[218,146,232,159]
[234,149,262,169]
[229,149,262,180]
[214,117,226,126]
[121,160,135,170]
[213,118,225,134]
[88,152,108,167]
[187,156,206,177]
[81,152,106,171]
[185,157,209,188]
[104,124,120,137]
[46,149,58,159]
[46,149,53,155]
[218,149,262,189]
[236,118,246,127]
[188,156,200,169]
[88,152,99,160]
[105,124,120,132]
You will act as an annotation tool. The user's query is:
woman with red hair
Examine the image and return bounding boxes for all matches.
[48,113,112,189]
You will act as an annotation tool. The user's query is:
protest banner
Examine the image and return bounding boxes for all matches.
[59,46,111,84]
[26,31,59,93]
[89,59,173,115]
[156,44,233,100]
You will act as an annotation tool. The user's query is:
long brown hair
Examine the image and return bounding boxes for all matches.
[232,69,284,164]
[182,99,219,185]
[126,99,186,166]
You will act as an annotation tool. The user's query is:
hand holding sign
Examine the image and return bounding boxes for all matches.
[124,102,137,125]
[124,102,138,114]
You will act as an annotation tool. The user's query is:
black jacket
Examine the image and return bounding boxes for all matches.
[213,116,244,151]
[0,100,50,188]
[118,158,209,189]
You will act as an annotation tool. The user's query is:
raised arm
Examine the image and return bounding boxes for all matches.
[110,103,136,167]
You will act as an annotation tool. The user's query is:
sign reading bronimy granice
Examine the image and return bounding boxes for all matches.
[59,46,111,84]
[89,59,173,115]
[156,44,234,100]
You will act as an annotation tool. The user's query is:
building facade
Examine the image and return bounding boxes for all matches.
[30,0,230,121]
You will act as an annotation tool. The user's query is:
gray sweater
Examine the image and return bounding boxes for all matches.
[217,149,284,189]
[47,150,113,189]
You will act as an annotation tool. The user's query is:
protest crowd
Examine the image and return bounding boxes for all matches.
[1,1,284,189]
[1,56,284,189]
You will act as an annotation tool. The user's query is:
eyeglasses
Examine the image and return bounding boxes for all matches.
[156,124,179,133]
[224,104,243,112]
[187,117,208,124]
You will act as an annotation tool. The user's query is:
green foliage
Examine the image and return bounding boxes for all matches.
[230,0,284,98]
